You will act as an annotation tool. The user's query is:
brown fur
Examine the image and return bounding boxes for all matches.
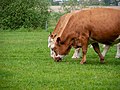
[51,8,120,64]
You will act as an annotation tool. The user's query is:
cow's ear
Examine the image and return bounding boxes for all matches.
[56,37,61,45]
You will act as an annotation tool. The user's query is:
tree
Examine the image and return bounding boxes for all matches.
[104,0,111,5]
[61,0,83,13]
[0,0,50,30]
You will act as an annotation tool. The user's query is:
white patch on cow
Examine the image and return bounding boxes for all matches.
[55,54,65,59]
[51,43,55,49]
[48,36,54,48]
[108,35,120,58]
[102,45,110,57]
[72,48,80,59]
[50,48,56,58]
[48,36,56,58]
[48,38,55,49]
[102,45,106,48]
[115,43,120,58]
[117,35,120,39]
[90,45,93,48]
[48,36,51,48]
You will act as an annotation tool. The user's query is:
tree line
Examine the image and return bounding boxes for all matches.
[0,0,50,30]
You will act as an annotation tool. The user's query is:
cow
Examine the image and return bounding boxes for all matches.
[49,8,120,64]
[48,10,120,59]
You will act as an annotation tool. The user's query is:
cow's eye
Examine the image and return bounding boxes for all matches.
[60,42,64,45]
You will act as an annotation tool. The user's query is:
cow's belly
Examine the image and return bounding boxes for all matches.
[89,35,120,45]
[111,35,120,45]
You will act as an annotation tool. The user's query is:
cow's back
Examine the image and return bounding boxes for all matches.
[61,8,120,44]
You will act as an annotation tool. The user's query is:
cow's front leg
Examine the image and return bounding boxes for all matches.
[92,43,104,63]
[80,45,88,64]
[80,40,88,64]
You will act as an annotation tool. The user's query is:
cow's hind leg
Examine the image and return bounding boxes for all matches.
[102,45,110,57]
[92,43,104,63]
[72,48,81,59]
[115,43,120,58]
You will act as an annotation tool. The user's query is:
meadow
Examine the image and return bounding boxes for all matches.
[0,30,120,90]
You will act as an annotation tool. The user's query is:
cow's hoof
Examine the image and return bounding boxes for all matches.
[54,57,62,62]
[100,61,104,64]
[80,61,86,64]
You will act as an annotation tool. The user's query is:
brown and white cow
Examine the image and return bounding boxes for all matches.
[49,8,120,64]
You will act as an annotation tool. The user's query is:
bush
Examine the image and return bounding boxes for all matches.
[0,0,50,30]
[48,12,66,31]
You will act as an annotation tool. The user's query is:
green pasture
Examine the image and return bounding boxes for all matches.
[0,31,120,90]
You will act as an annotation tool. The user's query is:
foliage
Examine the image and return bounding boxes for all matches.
[50,12,65,22]
[0,31,120,90]
[48,12,65,31]
[61,0,83,13]
[0,0,50,30]
[104,0,111,5]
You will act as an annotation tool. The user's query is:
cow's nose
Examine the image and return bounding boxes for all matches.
[54,57,62,62]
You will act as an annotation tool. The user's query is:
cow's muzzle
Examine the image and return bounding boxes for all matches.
[54,57,62,62]
[53,54,64,62]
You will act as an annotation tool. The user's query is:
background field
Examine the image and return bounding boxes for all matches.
[0,31,120,90]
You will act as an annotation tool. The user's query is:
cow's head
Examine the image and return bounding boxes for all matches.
[49,37,73,62]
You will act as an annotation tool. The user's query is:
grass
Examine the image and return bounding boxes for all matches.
[0,30,120,90]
